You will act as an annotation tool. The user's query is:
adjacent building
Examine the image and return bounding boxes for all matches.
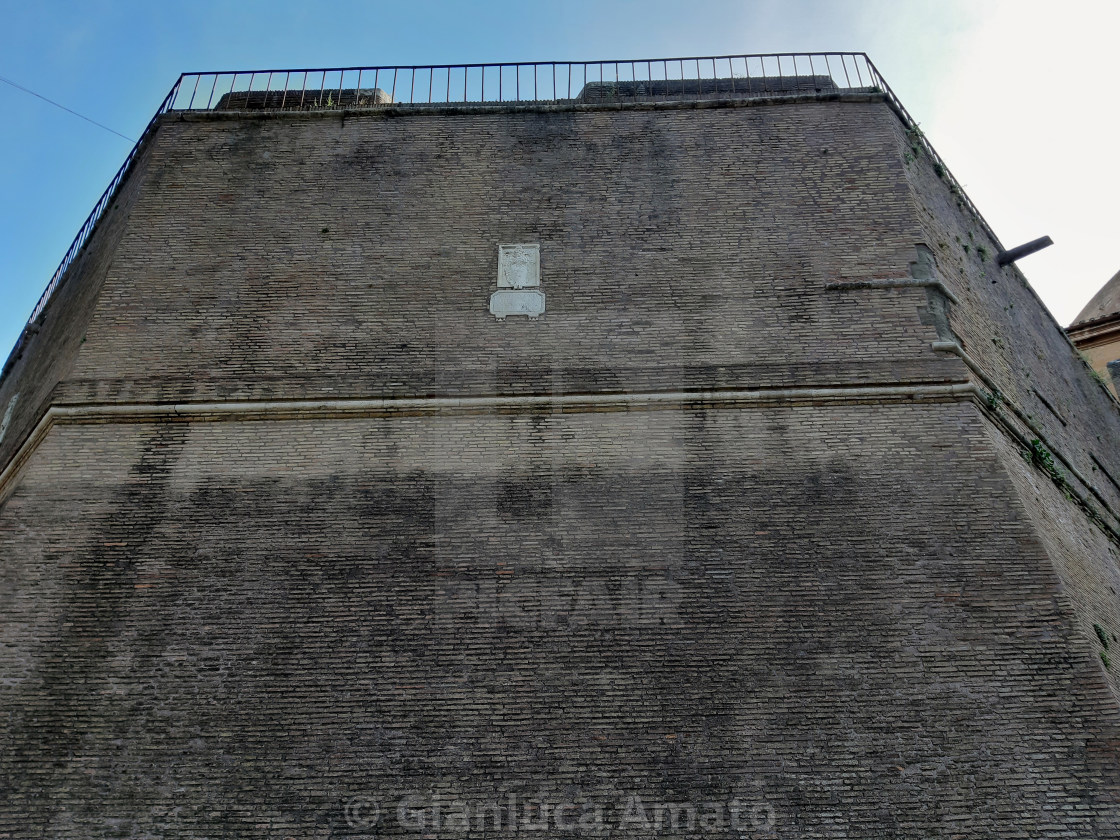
[1069,269,1120,396]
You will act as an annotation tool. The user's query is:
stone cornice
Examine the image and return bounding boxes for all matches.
[0,381,974,504]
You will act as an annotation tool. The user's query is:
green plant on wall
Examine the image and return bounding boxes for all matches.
[1025,439,1063,483]
[1079,352,1110,388]
[905,124,923,160]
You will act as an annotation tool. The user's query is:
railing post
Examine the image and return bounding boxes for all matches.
[187,74,201,110]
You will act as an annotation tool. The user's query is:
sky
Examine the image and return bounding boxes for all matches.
[1,0,1117,361]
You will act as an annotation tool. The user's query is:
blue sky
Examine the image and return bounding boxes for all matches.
[1,0,1116,360]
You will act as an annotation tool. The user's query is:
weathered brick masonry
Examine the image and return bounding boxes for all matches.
[1,89,1120,837]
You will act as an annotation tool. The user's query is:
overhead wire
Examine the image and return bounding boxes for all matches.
[0,74,136,143]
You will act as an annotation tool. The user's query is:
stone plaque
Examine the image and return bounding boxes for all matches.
[491,243,545,319]
[490,289,546,319]
[497,244,540,288]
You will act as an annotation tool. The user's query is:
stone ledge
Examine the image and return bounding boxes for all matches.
[826,278,961,306]
[0,380,974,504]
[171,91,887,124]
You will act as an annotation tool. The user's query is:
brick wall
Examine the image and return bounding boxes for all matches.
[0,138,155,472]
[2,405,1118,837]
[899,114,1120,707]
[56,101,963,405]
[1,94,1119,837]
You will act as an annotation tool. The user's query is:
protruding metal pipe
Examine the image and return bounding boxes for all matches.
[997,236,1054,266]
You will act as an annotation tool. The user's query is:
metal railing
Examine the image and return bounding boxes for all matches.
[16,83,181,331]
[2,52,1002,383]
[169,53,875,110]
